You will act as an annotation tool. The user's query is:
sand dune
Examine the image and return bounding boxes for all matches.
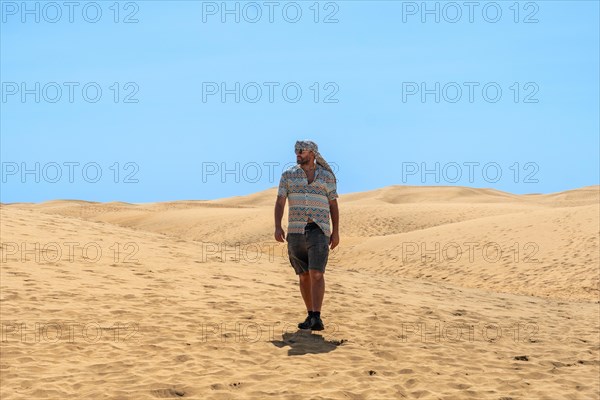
[1,185,598,399]
[341,185,523,204]
[342,204,599,300]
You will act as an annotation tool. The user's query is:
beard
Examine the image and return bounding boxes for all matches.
[297,152,314,166]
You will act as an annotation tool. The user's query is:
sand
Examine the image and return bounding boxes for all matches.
[1,185,598,399]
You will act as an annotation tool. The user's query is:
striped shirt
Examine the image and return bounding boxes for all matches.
[277,164,338,237]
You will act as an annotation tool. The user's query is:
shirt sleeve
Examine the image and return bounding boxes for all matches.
[326,176,338,201]
[277,173,288,197]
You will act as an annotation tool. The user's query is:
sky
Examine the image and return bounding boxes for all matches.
[1,0,598,203]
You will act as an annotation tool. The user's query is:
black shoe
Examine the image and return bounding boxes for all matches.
[298,314,312,329]
[310,316,324,331]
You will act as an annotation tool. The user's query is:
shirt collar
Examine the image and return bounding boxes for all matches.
[292,164,321,181]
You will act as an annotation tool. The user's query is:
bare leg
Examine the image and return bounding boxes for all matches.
[298,272,312,311]
[309,270,325,312]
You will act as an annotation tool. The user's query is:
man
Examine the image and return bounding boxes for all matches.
[274,140,339,331]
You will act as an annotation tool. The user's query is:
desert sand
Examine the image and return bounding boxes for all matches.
[1,185,599,399]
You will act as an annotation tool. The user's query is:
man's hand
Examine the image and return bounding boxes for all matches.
[274,227,286,242]
[329,231,339,249]
[328,198,339,250]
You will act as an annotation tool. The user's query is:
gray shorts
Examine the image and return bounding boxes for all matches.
[286,222,330,275]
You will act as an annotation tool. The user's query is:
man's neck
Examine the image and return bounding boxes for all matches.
[301,163,317,173]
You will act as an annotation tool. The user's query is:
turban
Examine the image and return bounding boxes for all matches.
[295,140,336,183]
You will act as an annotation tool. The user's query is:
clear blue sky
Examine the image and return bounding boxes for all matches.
[1,1,598,203]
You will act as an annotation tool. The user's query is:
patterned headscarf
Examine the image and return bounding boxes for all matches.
[295,140,336,183]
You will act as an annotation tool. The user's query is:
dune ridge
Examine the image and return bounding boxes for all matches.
[9,185,599,301]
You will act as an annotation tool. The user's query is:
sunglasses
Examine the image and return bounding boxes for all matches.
[295,148,310,154]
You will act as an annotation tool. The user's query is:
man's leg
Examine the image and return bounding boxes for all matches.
[309,270,325,312]
[287,233,310,321]
[297,272,313,329]
[305,225,328,330]
[298,271,312,311]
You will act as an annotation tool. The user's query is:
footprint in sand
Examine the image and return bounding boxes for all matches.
[150,388,186,398]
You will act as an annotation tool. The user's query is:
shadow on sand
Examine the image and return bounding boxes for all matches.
[271,330,347,356]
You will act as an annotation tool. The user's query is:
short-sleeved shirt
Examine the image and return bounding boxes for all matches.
[277,164,338,237]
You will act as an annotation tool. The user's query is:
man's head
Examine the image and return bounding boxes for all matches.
[294,139,337,183]
[295,140,318,166]
[295,147,315,166]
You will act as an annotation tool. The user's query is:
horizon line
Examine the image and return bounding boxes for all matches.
[2,183,599,206]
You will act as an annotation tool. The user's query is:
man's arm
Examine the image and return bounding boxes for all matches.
[274,195,287,242]
[329,199,339,249]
